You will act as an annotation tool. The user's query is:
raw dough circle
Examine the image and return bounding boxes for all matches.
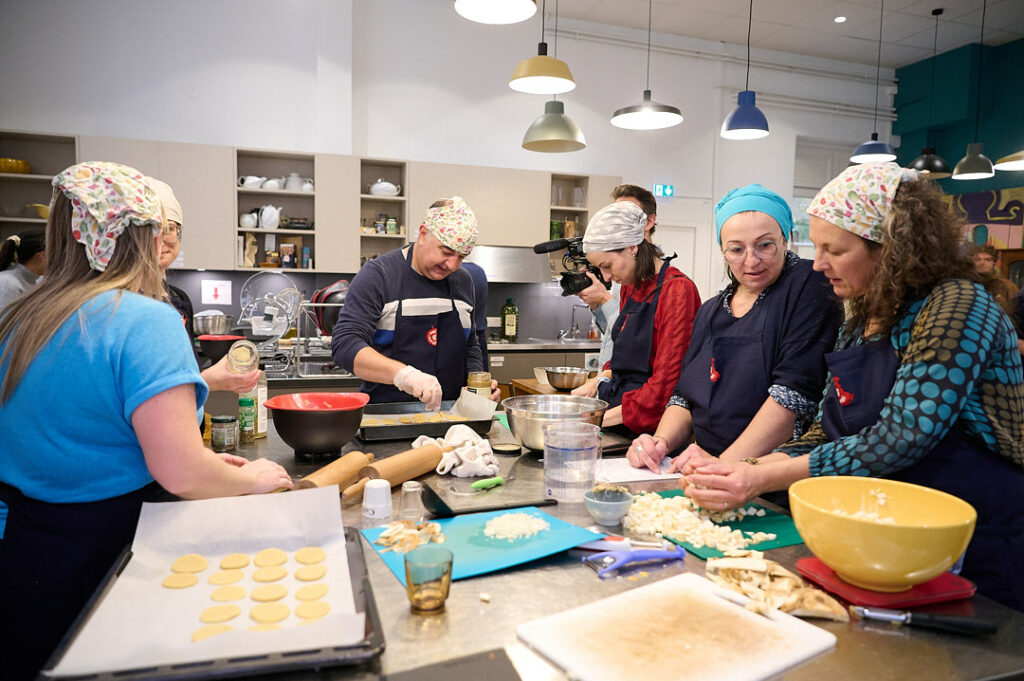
[208,569,244,585]
[294,547,326,565]
[295,564,327,582]
[200,604,241,623]
[251,584,288,602]
[211,586,246,602]
[253,566,287,582]
[250,602,290,624]
[220,553,250,569]
[172,553,208,574]
[253,548,287,567]
[162,573,198,589]
[296,583,329,601]
[192,624,232,643]
[248,623,283,632]
[295,600,330,620]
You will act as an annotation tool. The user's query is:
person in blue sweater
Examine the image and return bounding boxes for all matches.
[332,197,498,408]
[681,163,1024,611]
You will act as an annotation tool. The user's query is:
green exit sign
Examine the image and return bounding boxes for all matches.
[654,184,674,197]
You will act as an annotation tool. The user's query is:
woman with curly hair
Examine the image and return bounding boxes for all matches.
[679,162,1024,611]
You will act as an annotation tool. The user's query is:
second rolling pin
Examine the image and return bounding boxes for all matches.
[340,443,445,501]
[291,450,374,491]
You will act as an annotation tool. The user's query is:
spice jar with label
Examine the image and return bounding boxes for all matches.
[211,415,237,452]
[386,216,398,234]
[466,371,491,397]
[238,397,256,443]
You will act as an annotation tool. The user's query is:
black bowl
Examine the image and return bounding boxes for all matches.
[197,334,247,363]
[265,392,370,456]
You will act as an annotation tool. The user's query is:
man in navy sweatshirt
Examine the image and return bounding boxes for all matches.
[332,197,498,409]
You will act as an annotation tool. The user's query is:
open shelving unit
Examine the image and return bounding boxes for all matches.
[359,159,407,267]
[0,131,78,241]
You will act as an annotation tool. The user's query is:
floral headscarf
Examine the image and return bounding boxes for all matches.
[582,201,646,253]
[807,162,917,243]
[52,161,163,271]
[423,196,478,255]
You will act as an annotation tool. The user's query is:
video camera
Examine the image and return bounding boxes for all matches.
[533,237,611,297]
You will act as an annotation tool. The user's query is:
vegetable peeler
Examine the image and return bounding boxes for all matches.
[582,545,687,578]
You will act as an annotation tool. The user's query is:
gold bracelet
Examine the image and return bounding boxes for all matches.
[741,457,760,465]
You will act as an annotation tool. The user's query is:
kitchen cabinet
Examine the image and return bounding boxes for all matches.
[315,153,360,273]
[359,158,408,266]
[488,349,589,385]
[0,130,77,241]
[407,160,549,248]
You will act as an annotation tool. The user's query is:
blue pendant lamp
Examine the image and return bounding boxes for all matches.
[908,9,952,178]
[721,0,769,140]
[952,0,994,180]
[851,0,896,163]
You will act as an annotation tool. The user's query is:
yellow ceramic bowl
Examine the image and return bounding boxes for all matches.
[789,476,976,592]
[0,158,31,174]
[27,203,49,219]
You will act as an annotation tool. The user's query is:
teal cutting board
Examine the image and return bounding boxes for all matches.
[361,507,602,586]
[656,490,804,559]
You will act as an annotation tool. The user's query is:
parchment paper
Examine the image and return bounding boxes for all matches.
[50,486,365,676]
[596,456,680,483]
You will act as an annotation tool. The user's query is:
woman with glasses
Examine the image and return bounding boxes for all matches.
[681,165,1024,611]
[147,178,259,395]
[582,201,701,436]
[627,184,842,476]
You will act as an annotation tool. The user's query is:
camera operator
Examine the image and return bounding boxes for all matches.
[573,184,660,395]
[578,201,701,437]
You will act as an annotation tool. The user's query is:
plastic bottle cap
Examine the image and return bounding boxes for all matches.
[239,397,255,406]
[211,415,236,423]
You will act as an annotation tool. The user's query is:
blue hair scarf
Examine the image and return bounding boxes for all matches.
[714,184,793,244]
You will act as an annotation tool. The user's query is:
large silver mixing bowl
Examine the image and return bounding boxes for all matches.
[501,395,608,450]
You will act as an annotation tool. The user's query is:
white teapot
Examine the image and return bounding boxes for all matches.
[284,172,309,192]
[301,179,315,192]
[368,178,401,196]
[239,175,267,188]
[239,212,258,229]
[258,205,282,230]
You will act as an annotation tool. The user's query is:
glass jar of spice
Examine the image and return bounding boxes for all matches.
[466,371,491,397]
[211,415,237,452]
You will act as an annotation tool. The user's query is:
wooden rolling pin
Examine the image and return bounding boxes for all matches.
[340,443,445,501]
[274,450,374,493]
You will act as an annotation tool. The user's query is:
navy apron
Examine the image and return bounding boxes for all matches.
[362,246,469,404]
[681,296,771,456]
[0,481,172,680]
[821,341,1024,612]
[598,257,676,413]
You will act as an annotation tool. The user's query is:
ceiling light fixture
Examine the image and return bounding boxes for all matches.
[455,0,536,24]
[909,8,952,178]
[509,0,575,94]
[851,0,896,163]
[610,0,683,130]
[720,0,769,140]
[834,16,847,23]
[952,0,994,180]
[522,0,584,152]
[994,149,1024,172]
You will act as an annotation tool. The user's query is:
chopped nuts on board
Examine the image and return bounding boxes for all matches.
[373,520,446,553]
[623,492,776,553]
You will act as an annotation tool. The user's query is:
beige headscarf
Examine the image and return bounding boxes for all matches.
[146,177,183,225]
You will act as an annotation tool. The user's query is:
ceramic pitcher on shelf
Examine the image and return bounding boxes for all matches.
[258,205,282,230]
[284,172,306,192]
[239,175,266,188]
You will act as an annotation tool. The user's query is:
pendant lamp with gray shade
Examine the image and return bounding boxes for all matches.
[521,0,584,152]
[610,0,682,130]
[851,0,896,164]
[908,9,951,179]
[720,0,769,140]
[952,0,994,180]
[454,0,536,25]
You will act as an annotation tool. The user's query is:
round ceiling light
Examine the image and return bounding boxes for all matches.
[454,0,536,24]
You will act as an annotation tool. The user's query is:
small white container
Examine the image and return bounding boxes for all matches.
[362,479,393,519]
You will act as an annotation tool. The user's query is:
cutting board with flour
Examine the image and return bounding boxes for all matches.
[517,573,835,681]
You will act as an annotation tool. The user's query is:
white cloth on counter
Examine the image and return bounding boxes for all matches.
[413,424,499,478]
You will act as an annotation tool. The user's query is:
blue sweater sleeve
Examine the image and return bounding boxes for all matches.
[332,260,388,372]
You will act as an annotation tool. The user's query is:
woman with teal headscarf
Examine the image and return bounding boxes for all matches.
[627,184,842,476]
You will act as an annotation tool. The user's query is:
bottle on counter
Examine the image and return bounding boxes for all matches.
[211,415,237,452]
[240,366,269,439]
[239,397,256,443]
[501,297,519,342]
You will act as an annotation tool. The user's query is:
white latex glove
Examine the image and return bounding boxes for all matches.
[393,365,442,411]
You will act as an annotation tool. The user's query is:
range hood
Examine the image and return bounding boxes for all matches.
[464,245,552,283]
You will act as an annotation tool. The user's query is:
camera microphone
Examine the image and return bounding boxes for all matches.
[533,238,571,254]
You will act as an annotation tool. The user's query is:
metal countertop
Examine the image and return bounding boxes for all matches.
[232,426,1024,681]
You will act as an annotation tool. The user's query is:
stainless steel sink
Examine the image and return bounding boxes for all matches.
[526,337,595,344]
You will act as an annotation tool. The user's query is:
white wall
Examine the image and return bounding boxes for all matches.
[0,0,893,297]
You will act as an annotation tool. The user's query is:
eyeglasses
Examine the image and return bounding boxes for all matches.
[162,224,182,244]
[722,240,779,264]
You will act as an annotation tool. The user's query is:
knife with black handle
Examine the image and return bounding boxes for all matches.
[852,605,998,637]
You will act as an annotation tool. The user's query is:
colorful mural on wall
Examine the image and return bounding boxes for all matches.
[946,187,1024,249]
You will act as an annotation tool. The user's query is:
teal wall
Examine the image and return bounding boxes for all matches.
[894,37,1024,193]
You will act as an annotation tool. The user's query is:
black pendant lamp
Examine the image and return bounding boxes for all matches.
[720,0,769,140]
[851,0,896,164]
[952,0,994,180]
[908,9,951,178]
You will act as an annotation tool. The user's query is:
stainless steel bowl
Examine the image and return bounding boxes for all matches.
[192,312,231,335]
[540,366,590,390]
[501,395,608,450]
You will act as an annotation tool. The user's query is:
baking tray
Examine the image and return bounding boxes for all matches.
[39,527,384,681]
[358,400,493,442]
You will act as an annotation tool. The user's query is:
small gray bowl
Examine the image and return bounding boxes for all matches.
[584,489,634,526]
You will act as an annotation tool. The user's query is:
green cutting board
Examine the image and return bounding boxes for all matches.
[656,490,803,559]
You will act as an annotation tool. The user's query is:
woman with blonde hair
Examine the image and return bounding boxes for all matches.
[682,163,1024,611]
[0,162,292,679]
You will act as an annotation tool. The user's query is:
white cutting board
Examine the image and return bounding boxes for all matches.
[516,573,835,681]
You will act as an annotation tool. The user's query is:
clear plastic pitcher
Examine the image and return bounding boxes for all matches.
[542,422,601,502]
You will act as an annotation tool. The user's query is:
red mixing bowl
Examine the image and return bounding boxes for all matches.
[266,392,370,456]
[197,334,246,363]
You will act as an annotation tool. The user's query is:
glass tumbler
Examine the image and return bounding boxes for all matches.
[404,545,453,615]
[398,480,426,527]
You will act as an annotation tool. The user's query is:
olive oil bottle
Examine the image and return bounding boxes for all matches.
[501,297,519,342]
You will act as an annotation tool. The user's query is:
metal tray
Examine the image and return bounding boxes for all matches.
[40,527,384,681]
[358,400,493,442]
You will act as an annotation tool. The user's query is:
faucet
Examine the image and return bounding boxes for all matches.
[569,303,589,339]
